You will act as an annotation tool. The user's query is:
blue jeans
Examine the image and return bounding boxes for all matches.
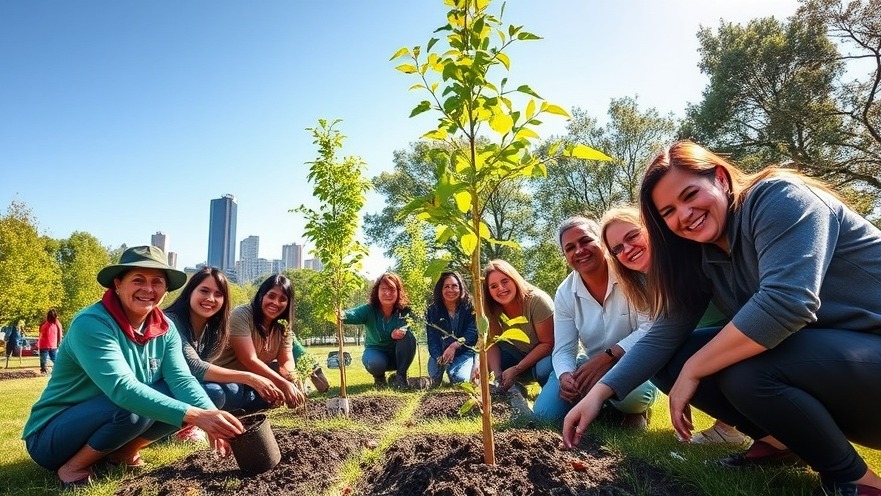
[428,351,475,384]
[39,348,57,372]
[534,368,657,423]
[362,332,417,379]
[498,342,553,387]
[203,382,266,413]
[25,382,179,471]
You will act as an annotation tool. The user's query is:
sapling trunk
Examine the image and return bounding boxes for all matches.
[472,199,495,465]
[337,312,347,398]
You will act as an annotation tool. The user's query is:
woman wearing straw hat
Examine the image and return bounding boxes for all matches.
[22,246,244,489]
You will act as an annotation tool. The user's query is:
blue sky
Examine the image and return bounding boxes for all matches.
[0,0,799,278]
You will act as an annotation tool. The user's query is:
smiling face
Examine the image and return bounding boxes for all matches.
[189,276,225,322]
[115,268,168,326]
[651,166,731,251]
[560,224,605,276]
[261,286,289,322]
[605,220,651,273]
[377,278,399,309]
[440,275,462,306]
[486,270,517,307]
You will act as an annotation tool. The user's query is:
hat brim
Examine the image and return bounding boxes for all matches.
[97,262,187,291]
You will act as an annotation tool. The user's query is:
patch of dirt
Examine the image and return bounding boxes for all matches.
[0,369,40,381]
[354,429,696,496]
[115,428,373,496]
[415,390,514,422]
[280,394,406,425]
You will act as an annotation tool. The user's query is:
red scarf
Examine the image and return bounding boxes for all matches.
[100,288,169,345]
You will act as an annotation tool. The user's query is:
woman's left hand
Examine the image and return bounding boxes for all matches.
[668,372,698,441]
[391,328,406,340]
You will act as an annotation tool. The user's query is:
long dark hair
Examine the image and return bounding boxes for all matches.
[368,273,410,313]
[251,274,295,340]
[431,271,472,310]
[46,309,58,324]
[165,267,231,362]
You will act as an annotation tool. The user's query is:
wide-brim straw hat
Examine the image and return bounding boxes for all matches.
[96,245,187,291]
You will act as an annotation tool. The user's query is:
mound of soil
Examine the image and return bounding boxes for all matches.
[116,428,374,496]
[355,429,695,496]
[279,394,406,425]
[415,391,514,422]
[0,369,40,381]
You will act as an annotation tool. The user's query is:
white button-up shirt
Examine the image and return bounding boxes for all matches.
[552,270,650,378]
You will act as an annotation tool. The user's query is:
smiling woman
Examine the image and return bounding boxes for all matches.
[21,246,244,489]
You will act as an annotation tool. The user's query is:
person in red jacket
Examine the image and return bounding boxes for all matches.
[38,310,63,375]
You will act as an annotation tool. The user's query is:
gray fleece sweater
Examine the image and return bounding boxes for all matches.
[603,177,881,398]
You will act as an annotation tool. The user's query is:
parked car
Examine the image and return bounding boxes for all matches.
[18,337,39,357]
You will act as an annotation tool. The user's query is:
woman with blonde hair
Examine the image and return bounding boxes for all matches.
[566,141,881,495]
[481,259,554,392]
[600,206,744,444]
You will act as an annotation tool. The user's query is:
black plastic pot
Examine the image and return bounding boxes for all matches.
[228,413,281,474]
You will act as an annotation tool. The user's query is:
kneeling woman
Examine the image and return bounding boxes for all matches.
[22,246,243,488]
[212,274,307,412]
[164,267,284,411]
[342,273,416,389]
[482,259,554,392]
[426,271,477,385]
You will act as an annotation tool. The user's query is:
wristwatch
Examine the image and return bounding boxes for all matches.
[604,348,619,361]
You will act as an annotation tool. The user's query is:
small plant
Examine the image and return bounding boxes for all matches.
[392,0,610,464]
[295,119,371,406]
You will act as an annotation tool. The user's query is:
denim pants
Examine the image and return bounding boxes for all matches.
[362,332,417,379]
[651,326,881,484]
[25,382,179,471]
[39,348,57,372]
[533,367,657,423]
[428,351,475,384]
[497,342,553,387]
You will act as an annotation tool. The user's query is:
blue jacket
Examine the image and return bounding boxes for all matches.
[425,301,477,360]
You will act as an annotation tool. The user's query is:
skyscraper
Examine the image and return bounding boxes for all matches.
[151,232,167,253]
[282,243,303,270]
[207,194,237,272]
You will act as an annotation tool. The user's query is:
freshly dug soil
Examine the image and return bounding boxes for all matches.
[280,394,406,424]
[415,390,514,422]
[115,428,374,496]
[355,429,697,496]
[0,369,40,381]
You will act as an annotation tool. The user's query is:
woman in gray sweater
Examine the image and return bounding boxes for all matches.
[564,141,881,496]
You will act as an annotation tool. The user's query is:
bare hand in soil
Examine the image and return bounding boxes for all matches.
[561,390,605,449]
[188,409,244,440]
[668,372,698,441]
[280,381,306,408]
[572,354,614,396]
[499,366,519,391]
[249,373,283,403]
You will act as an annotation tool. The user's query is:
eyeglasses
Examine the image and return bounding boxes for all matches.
[609,229,642,256]
[442,284,460,290]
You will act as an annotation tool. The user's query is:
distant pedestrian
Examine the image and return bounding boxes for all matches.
[4,320,24,368]
[38,310,63,375]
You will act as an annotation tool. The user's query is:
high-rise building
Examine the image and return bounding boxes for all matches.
[151,232,167,254]
[167,252,178,269]
[240,235,259,261]
[207,194,237,272]
[282,243,303,270]
[304,258,324,271]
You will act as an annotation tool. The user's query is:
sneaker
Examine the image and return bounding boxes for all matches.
[392,373,409,390]
[175,425,207,444]
[691,424,748,445]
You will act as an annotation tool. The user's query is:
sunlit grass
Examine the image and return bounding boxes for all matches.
[1,344,878,496]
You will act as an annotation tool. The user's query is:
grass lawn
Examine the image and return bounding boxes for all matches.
[0,346,878,495]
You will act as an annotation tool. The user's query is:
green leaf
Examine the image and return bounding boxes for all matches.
[457,381,477,395]
[515,128,539,140]
[454,191,472,213]
[459,398,480,416]
[489,112,514,134]
[566,144,614,161]
[389,47,409,61]
[505,316,528,326]
[409,101,432,118]
[396,63,418,74]
[543,104,570,117]
[496,52,510,70]
[497,328,530,344]
[424,258,450,280]
[515,84,541,98]
[460,232,478,256]
[426,37,439,52]
[525,99,536,120]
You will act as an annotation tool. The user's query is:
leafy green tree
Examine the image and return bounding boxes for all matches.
[684,13,880,214]
[0,202,63,324]
[56,231,112,324]
[393,0,609,464]
[394,218,433,375]
[296,119,371,401]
